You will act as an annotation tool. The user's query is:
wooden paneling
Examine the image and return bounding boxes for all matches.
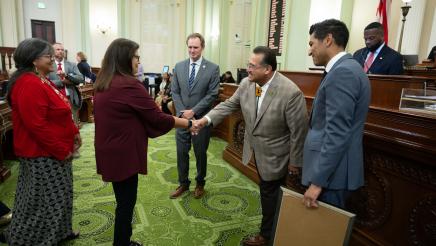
[79,84,94,123]
[0,101,12,183]
[0,47,15,81]
[404,68,436,89]
[213,72,436,246]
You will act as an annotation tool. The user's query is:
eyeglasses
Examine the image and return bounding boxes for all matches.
[40,54,55,60]
[133,55,140,60]
[246,63,266,70]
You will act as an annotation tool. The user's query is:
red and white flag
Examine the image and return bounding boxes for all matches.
[377,0,391,44]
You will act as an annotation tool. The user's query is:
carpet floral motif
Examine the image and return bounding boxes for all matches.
[0,124,261,245]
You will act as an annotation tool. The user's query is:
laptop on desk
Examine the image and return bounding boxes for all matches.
[403,55,419,67]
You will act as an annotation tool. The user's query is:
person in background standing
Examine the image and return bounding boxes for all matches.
[76,51,96,83]
[48,43,84,126]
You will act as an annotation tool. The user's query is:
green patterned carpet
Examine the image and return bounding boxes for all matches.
[0,123,261,245]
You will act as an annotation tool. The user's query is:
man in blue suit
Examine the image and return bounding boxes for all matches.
[302,19,371,209]
[353,22,403,75]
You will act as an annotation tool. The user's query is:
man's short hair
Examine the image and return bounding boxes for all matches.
[309,19,349,49]
[253,46,277,71]
[364,22,384,36]
[186,33,205,48]
[365,22,383,31]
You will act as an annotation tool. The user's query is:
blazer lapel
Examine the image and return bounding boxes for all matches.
[182,59,189,90]
[370,46,386,71]
[253,80,277,129]
[189,59,206,92]
[248,82,257,126]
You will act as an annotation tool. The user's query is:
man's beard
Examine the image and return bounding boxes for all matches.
[368,41,383,52]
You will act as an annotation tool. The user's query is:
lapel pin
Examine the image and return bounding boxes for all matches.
[379,57,383,59]
[202,65,206,69]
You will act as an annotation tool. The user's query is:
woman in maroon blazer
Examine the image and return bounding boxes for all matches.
[94,38,192,246]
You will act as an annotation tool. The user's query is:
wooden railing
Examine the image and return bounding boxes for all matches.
[0,47,15,81]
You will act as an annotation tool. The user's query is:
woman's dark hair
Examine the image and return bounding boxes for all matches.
[223,71,235,83]
[7,38,53,106]
[94,38,139,91]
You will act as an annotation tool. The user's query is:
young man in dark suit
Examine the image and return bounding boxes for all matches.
[303,19,371,209]
[353,22,403,75]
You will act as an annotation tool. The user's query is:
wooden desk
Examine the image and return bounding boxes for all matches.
[0,101,12,183]
[214,72,436,246]
[79,84,94,123]
[404,67,436,89]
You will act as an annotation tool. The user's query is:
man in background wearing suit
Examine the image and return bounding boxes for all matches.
[170,33,220,199]
[353,22,403,75]
[303,19,371,209]
[48,43,84,125]
[193,46,308,246]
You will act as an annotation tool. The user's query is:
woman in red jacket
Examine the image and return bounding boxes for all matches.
[94,38,192,246]
[6,38,81,245]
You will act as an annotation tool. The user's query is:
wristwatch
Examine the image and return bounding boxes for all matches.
[187,119,192,129]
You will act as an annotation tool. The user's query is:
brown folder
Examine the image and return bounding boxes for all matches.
[272,187,355,246]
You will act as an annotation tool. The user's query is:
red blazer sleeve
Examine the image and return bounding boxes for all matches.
[16,81,71,160]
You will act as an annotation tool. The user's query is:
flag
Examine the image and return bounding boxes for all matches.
[377,0,391,44]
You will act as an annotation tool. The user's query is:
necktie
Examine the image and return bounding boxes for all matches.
[57,62,65,79]
[363,52,375,73]
[255,86,262,117]
[188,63,196,89]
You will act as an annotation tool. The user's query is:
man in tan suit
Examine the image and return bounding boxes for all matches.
[193,46,308,246]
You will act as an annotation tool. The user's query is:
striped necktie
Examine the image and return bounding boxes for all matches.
[364,52,375,73]
[188,63,196,89]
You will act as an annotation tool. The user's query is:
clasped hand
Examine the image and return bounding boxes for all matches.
[190,118,208,135]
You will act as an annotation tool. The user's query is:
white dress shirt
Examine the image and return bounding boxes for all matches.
[256,71,275,114]
[205,71,277,125]
[189,57,203,79]
[325,51,347,73]
[365,43,385,62]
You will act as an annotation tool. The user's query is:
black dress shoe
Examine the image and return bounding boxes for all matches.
[0,211,12,226]
[242,234,268,246]
[63,230,80,241]
[129,240,143,246]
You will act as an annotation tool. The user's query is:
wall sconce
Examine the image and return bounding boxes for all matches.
[170,0,181,7]
[97,24,111,34]
[398,0,413,53]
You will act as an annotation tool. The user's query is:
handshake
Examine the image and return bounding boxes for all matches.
[189,117,208,135]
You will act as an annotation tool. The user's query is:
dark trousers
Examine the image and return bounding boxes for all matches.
[318,189,351,209]
[259,176,285,240]
[176,126,211,187]
[0,201,10,217]
[112,174,138,246]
